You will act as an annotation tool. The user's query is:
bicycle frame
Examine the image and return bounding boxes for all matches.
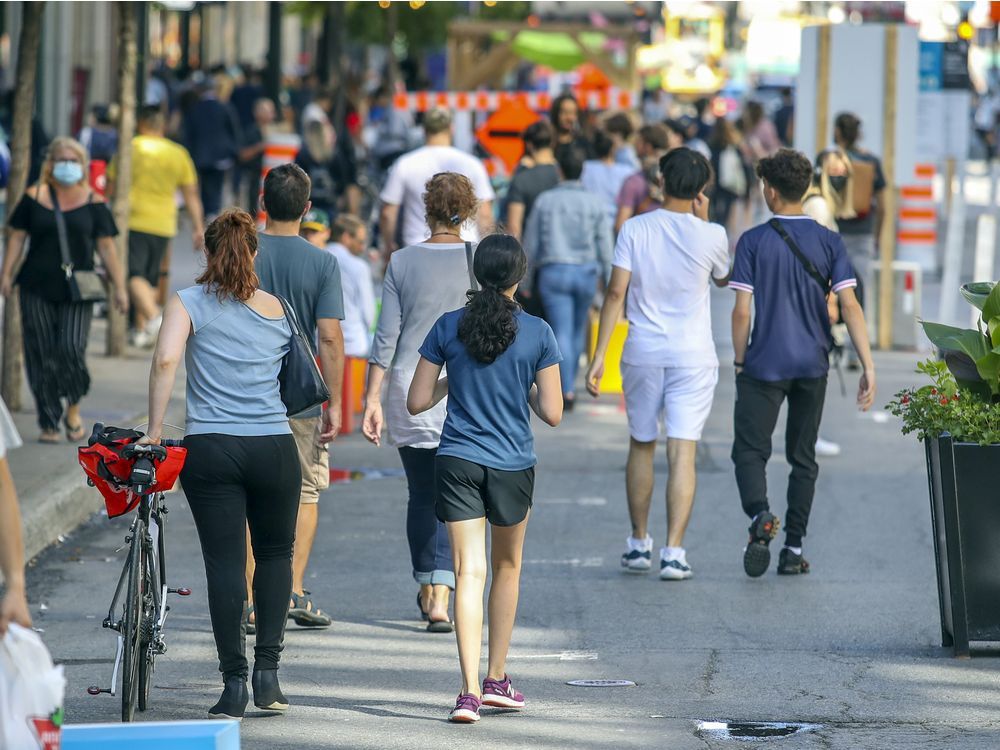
[97,490,168,697]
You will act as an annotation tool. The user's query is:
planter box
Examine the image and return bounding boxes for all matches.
[925,435,1000,656]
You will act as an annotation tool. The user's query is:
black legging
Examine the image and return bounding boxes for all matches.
[180,433,302,680]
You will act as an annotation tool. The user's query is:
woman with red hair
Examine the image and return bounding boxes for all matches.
[141,208,301,720]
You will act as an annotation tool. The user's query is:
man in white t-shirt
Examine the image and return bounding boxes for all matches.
[586,148,730,581]
[300,208,376,359]
[378,107,495,255]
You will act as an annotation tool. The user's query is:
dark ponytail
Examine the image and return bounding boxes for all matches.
[457,234,528,364]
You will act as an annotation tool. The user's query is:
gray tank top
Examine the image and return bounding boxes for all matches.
[177,285,292,437]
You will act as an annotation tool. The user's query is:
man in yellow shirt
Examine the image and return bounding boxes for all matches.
[119,106,205,347]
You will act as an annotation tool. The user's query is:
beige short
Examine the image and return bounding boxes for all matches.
[290,416,330,504]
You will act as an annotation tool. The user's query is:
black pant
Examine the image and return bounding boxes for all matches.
[19,289,93,431]
[732,374,827,548]
[198,167,227,217]
[180,433,302,680]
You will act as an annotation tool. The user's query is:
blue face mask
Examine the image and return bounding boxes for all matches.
[52,160,83,185]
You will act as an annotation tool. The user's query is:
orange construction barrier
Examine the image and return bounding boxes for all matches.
[340,356,368,434]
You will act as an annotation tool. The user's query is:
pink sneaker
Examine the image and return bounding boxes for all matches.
[481,674,525,709]
[448,693,481,723]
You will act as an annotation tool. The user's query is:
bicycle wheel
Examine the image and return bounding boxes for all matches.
[137,522,163,711]
[121,523,144,722]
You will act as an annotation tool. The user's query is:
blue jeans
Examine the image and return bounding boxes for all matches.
[398,447,455,589]
[538,263,598,396]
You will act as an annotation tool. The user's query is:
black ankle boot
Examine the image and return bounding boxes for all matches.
[252,668,289,711]
[209,676,248,719]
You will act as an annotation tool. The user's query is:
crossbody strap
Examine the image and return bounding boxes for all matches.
[767,218,830,295]
[50,187,74,278]
[465,241,479,292]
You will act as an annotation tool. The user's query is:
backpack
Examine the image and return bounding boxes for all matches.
[847,152,877,217]
[718,145,747,196]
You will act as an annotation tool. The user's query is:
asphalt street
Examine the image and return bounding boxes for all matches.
[22,222,1000,748]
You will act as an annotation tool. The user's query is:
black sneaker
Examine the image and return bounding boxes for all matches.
[742,511,780,578]
[777,547,810,575]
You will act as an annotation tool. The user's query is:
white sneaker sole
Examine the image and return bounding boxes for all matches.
[449,709,481,723]
[482,695,525,709]
[659,567,692,580]
[622,563,651,574]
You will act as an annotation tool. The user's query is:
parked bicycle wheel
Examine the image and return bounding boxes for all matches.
[137,517,164,711]
[121,522,144,722]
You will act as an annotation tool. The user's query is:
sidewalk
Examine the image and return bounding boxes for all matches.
[29,331,1000,748]
[9,317,183,562]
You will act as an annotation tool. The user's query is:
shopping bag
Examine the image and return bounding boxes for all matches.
[0,623,65,750]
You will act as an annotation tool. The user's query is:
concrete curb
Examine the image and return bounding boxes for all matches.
[23,472,104,563]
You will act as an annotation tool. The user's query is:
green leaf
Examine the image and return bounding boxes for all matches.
[983,283,1000,324]
[976,352,1000,395]
[961,282,997,311]
[990,317,1000,349]
[922,322,990,360]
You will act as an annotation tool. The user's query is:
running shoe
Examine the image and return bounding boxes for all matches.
[777,547,811,575]
[743,511,780,578]
[448,693,482,723]
[482,674,525,709]
[815,437,842,457]
[659,549,693,580]
[621,535,653,573]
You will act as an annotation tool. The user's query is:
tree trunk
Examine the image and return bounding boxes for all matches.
[265,2,282,104]
[107,3,137,357]
[2,2,46,410]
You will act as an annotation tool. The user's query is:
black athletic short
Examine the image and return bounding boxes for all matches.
[435,454,534,527]
[128,230,169,285]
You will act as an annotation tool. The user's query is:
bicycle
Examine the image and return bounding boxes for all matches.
[81,423,189,722]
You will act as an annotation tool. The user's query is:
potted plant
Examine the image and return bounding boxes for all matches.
[887,282,1000,657]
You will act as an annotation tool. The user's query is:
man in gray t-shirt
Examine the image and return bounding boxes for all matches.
[247,163,345,629]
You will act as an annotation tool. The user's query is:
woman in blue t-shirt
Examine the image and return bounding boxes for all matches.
[407,234,563,724]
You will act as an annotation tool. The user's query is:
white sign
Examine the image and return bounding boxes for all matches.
[795,24,918,184]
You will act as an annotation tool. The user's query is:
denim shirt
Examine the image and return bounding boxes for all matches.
[522,181,614,291]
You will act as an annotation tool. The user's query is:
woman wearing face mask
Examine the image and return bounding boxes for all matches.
[0,137,128,443]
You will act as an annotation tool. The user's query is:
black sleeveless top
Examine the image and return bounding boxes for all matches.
[9,189,118,302]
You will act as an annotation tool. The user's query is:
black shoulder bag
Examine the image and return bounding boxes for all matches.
[465,241,479,292]
[767,218,831,296]
[275,295,331,418]
[52,190,107,303]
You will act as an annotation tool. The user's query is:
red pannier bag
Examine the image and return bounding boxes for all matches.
[78,426,186,518]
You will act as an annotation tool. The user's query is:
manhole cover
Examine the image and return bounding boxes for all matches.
[697,721,822,741]
[566,679,636,687]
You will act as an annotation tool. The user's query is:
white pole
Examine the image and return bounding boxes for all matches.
[973,213,996,327]
[939,162,965,327]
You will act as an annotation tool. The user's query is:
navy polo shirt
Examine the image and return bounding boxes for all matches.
[729,215,857,382]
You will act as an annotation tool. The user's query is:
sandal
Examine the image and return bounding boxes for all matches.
[288,590,332,628]
[63,417,86,443]
[427,618,454,634]
[39,431,61,444]
[417,592,429,622]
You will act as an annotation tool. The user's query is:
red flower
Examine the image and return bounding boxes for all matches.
[901,395,911,404]
[940,397,949,405]
[952,394,959,401]
[931,388,938,395]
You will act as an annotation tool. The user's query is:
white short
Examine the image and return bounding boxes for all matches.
[620,364,719,442]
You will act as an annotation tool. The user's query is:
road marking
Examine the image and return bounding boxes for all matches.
[544,497,607,506]
[566,679,635,687]
[508,651,599,661]
[523,557,603,567]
